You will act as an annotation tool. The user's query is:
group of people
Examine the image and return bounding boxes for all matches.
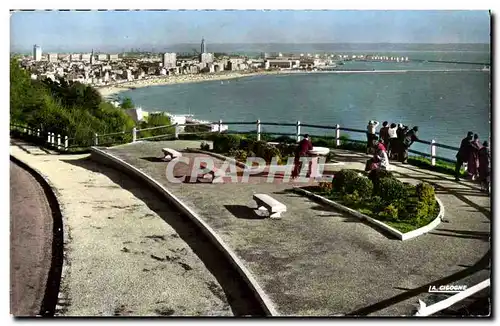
[366,120,419,165]
[455,131,490,192]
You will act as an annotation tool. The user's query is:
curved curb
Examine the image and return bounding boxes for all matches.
[9,154,69,316]
[90,147,279,316]
[293,187,444,241]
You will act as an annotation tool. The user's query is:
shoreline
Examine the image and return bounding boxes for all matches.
[97,70,284,98]
[97,67,489,98]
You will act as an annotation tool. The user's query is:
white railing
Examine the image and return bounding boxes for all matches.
[97,119,460,166]
[10,124,69,151]
[14,119,464,164]
[415,279,490,316]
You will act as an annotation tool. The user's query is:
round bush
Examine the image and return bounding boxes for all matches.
[416,182,435,204]
[249,140,268,158]
[346,175,374,198]
[376,177,409,202]
[263,145,281,163]
[333,169,360,193]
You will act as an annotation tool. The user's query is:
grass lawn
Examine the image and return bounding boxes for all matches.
[301,185,440,234]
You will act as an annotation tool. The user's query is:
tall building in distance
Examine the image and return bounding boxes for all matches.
[200,37,206,54]
[33,44,42,61]
[162,53,177,68]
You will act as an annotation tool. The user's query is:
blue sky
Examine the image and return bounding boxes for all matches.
[10,10,491,52]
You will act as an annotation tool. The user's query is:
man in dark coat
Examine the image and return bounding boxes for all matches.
[292,134,313,179]
[455,131,474,181]
[400,126,419,163]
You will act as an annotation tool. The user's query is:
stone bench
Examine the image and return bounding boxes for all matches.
[186,162,225,183]
[253,194,287,219]
[162,148,182,162]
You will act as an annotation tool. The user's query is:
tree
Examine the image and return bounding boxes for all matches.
[120,97,135,109]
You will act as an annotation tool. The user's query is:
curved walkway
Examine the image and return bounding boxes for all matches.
[10,160,54,316]
[10,140,264,316]
[96,140,491,316]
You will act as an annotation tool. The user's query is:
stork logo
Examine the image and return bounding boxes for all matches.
[428,285,468,293]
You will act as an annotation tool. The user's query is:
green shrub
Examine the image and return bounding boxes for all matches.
[333,169,360,194]
[200,141,210,151]
[348,175,374,198]
[416,182,436,204]
[376,177,409,202]
[369,169,396,194]
[262,145,281,163]
[318,182,333,194]
[342,191,361,206]
[313,138,331,147]
[249,140,269,158]
[378,204,399,221]
[185,124,210,133]
[272,135,296,144]
[277,143,296,157]
[213,134,242,153]
[228,149,248,162]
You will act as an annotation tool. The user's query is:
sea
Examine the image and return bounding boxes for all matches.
[118,44,491,160]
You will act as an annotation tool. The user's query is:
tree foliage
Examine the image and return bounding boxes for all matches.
[10,59,135,148]
[120,97,135,109]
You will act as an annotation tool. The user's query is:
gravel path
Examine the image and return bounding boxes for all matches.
[10,140,262,316]
[10,160,53,316]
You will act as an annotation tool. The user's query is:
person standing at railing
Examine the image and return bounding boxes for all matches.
[292,134,313,179]
[478,141,490,193]
[379,121,390,147]
[468,134,481,180]
[400,126,419,164]
[387,123,398,159]
[366,120,379,154]
[455,131,474,181]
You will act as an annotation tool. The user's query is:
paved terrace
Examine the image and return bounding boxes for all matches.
[97,140,491,316]
[10,140,265,316]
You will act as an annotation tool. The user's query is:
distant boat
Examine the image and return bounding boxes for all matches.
[482,66,490,72]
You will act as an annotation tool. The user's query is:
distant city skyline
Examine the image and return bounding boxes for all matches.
[10,10,491,53]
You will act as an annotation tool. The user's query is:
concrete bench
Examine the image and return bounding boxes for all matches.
[253,194,287,219]
[162,148,182,162]
[186,162,225,183]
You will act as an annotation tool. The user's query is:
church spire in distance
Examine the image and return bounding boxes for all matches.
[201,37,206,54]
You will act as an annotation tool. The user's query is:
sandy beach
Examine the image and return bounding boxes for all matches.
[97,67,488,99]
[97,70,283,98]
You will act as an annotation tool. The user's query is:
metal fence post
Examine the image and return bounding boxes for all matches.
[336,124,341,147]
[132,127,137,142]
[431,140,436,166]
[296,121,301,142]
[256,120,261,141]
[47,132,51,144]
[218,120,223,133]
[94,133,98,146]
[64,136,69,151]
[57,134,61,150]
[37,129,40,137]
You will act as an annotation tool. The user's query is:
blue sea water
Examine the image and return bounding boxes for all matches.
[119,48,491,160]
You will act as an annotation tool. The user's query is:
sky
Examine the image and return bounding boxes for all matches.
[10,10,491,52]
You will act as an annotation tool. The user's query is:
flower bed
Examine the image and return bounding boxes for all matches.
[302,169,441,233]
